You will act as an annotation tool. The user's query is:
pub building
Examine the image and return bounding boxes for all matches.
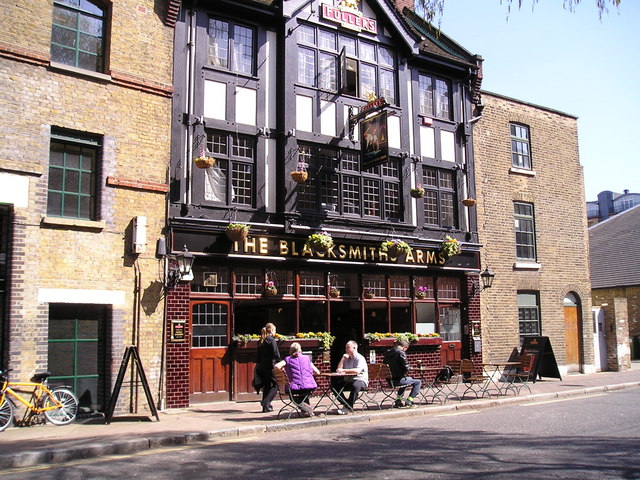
[164,0,485,407]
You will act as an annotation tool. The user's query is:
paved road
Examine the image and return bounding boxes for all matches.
[4,389,639,480]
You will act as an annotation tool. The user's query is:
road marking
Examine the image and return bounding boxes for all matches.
[519,393,606,406]
[434,410,479,417]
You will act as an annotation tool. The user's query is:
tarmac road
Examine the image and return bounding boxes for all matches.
[4,388,640,480]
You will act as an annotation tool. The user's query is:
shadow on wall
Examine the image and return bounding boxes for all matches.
[142,280,164,316]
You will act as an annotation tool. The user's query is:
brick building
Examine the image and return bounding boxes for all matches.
[0,0,594,414]
[0,0,174,413]
[163,0,486,407]
[590,204,640,370]
[473,91,594,375]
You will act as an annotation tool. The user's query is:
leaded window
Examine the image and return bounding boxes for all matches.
[47,129,99,220]
[510,123,531,169]
[205,131,254,206]
[295,24,396,104]
[191,303,228,347]
[51,0,105,72]
[418,74,451,120]
[297,145,402,220]
[514,202,536,260]
[422,167,457,228]
[208,18,255,75]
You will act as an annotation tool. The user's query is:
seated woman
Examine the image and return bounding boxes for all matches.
[275,342,320,416]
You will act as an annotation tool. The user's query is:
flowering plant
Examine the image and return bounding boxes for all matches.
[232,333,260,344]
[295,331,335,350]
[441,235,461,258]
[291,162,308,183]
[380,239,411,257]
[415,285,429,299]
[363,288,375,299]
[227,223,249,232]
[306,231,334,251]
[264,280,277,295]
[410,187,425,198]
[364,332,440,343]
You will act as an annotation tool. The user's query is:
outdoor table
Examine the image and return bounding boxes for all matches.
[313,372,354,414]
[481,362,521,396]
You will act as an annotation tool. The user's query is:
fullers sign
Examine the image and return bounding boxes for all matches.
[321,3,377,34]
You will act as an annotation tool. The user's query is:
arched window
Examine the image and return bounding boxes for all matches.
[51,0,106,72]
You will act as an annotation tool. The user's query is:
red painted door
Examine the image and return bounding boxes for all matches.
[189,301,231,403]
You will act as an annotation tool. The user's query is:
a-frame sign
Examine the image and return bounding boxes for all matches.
[520,336,562,382]
[105,345,160,424]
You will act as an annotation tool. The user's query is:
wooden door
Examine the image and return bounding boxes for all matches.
[440,341,461,365]
[564,306,580,372]
[190,301,231,403]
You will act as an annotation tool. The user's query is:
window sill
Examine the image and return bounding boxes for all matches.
[513,261,541,271]
[509,167,536,177]
[49,62,112,83]
[41,216,105,231]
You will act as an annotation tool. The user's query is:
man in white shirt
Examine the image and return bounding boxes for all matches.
[333,340,369,414]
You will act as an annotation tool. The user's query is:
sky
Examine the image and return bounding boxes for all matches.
[432,0,639,202]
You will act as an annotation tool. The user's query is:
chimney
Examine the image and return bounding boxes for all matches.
[394,0,415,11]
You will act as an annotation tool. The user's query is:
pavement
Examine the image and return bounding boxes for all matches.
[1,362,639,469]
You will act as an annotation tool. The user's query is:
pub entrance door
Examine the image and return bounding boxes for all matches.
[563,293,582,373]
[190,301,231,403]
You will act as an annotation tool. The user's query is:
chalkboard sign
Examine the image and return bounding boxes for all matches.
[520,336,562,382]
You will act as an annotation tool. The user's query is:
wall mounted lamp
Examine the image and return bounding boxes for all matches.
[167,245,195,290]
[472,266,495,296]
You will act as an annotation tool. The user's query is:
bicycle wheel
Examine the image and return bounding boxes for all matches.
[0,396,14,432]
[43,388,78,425]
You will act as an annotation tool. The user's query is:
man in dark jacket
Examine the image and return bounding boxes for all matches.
[383,338,421,407]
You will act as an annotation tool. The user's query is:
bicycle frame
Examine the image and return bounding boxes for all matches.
[1,379,63,415]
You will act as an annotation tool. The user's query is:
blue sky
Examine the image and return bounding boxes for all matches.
[434,0,639,201]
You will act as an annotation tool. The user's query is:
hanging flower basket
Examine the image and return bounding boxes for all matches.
[415,285,428,299]
[225,223,250,242]
[329,288,341,298]
[264,281,278,296]
[441,235,461,259]
[380,239,411,258]
[194,155,216,169]
[410,187,425,199]
[462,198,477,207]
[363,289,375,299]
[306,231,334,252]
[290,170,308,183]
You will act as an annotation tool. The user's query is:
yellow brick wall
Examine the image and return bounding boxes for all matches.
[0,0,173,412]
[473,93,593,369]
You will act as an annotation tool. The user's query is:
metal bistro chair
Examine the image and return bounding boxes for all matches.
[460,358,490,399]
[502,354,534,395]
[273,368,315,420]
[353,363,382,411]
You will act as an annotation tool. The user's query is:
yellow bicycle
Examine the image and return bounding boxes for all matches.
[0,368,79,431]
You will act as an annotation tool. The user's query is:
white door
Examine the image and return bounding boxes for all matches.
[592,308,607,371]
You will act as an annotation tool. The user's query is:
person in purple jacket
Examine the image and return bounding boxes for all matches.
[275,342,320,416]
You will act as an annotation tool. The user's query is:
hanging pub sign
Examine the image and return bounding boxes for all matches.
[361,111,388,170]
